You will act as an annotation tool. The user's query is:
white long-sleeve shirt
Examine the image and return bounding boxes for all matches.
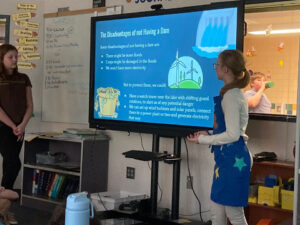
[198,88,248,145]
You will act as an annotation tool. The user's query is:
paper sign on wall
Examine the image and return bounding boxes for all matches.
[16,45,37,52]
[16,37,38,45]
[13,29,38,37]
[17,3,37,11]
[14,2,40,70]
[12,12,35,21]
[17,61,36,69]
[19,52,41,61]
[16,21,39,30]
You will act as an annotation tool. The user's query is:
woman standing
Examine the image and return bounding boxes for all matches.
[187,50,251,225]
[0,44,33,189]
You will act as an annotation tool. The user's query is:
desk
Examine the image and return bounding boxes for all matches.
[97,210,211,225]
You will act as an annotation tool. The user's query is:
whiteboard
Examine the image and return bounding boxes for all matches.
[42,13,92,123]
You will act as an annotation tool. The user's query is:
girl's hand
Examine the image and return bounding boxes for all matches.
[16,123,25,134]
[187,133,200,144]
[187,131,209,144]
[13,125,25,141]
[195,130,209,136]
[17,133,24,141]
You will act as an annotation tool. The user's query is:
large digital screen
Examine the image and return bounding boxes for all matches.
[89,1,244,136]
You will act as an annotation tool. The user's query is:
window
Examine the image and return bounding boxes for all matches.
[0,15,10,45]
[244,9,300,121]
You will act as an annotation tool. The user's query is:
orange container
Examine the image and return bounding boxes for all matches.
[256,218,275,225]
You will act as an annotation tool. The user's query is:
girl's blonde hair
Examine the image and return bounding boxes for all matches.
[218,50,250,96]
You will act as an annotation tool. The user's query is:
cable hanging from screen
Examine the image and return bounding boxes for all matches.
[139,132,163,203]
[184,138,204,223]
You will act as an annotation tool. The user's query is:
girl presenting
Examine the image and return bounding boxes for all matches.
[188,50,251,225]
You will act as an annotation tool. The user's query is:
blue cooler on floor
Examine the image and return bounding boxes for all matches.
[65,192,94,225]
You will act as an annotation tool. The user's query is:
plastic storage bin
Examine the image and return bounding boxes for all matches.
[90,191,148,212]
[248,184,258,204]
[257,186,280,206]
[281,189,294,210]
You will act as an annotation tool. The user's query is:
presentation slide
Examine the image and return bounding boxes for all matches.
[92,8,237,128]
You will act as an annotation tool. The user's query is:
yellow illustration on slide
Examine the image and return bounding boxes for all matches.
[95,87,120,118]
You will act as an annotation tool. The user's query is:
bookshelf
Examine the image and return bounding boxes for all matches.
[21,135,109,211]
[247,161,294,225]
[227,160,294,225]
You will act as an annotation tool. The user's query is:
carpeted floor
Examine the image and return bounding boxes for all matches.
[10,200,52,225]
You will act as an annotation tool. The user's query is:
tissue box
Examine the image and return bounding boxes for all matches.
[90,191,148,212]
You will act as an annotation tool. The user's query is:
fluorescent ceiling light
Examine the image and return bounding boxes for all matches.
[249,29,300,35]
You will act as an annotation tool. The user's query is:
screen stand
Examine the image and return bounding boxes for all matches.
[172,136,181,220]
[150,133,159,215]
[150,134,181,220]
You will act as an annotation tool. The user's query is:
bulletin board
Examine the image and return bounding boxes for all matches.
[42,7,122,123]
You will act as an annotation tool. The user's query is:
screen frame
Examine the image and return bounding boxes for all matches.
[89,1,245,137]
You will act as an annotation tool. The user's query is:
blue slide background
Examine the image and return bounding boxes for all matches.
[92,8,237,128]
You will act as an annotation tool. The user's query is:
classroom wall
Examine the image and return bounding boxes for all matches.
[43,0,91,13]
[0,0,45,189]
[105,0,231,13]
[0,0,297,222]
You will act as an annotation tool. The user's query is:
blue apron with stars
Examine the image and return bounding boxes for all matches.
[210,96,251,207]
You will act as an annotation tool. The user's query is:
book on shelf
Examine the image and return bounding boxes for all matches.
[31,169,80,200]
[37,170,45,195]
[50,174,60,199]
[51,174,64,199]
[42,172,54,196]
[32,169,35,194]
[48,173,59,197]
[61,177,79,198]
[57,177,67,199]
[54,175,66,199]
[32,169,39,195]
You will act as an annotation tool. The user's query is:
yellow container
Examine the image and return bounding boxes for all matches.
[248,196,257,204]
[273,185,281,205]
[281,189,294,210]
[258,186,281,207]
[248,184,258,204]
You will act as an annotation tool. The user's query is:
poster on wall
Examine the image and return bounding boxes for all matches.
[13,2,40,70]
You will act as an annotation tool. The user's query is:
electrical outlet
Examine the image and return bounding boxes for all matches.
[187,176,193,189]
[126,167,135,179]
